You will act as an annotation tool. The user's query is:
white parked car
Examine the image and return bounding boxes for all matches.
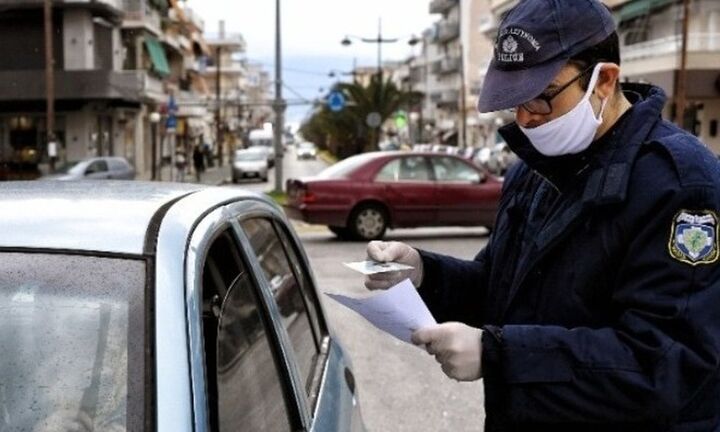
[0,181,366,432]
[42,156,135,180]
[232,148,269,183]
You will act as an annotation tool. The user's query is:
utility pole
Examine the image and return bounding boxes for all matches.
[675,0,691,128]
[215,45,223,166]
[273,0,286,193]
[458,1,467,148]
[44,0,55,172]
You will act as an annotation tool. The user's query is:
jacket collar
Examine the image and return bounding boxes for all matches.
[499,83,667,203]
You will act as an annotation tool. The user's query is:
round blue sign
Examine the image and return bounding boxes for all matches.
[327,91,346,112]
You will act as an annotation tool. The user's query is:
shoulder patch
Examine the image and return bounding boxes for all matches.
[668,210,719,265]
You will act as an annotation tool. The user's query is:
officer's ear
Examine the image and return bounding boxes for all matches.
[595,63,621,99]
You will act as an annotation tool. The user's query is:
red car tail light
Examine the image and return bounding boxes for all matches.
[302,191,317,204]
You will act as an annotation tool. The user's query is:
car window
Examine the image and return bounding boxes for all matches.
[86,160,109,174]
[431,156,482,183]
[398,156,431,181]
[316,153,375,179]
[375,159,399,181]
[201,230,293,432]
[108,159,128,171]
[0,253,146,432]
[240,218,319,396]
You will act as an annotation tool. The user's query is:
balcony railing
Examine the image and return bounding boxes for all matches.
[123,0,162,35]
[622,33,720,62]
[436,20,460,43]
[429,0,458,14]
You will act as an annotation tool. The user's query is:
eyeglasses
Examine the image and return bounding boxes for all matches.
[520,64,596,115]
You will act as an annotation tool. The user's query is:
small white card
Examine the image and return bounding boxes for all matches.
[343,260,414,275]
[325,279,436,345]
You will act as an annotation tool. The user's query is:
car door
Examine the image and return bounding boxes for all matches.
[373,155,437,226]
[185,202,362,432]
[430,155,497,226]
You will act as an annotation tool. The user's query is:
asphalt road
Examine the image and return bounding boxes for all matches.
[300,228,490,432]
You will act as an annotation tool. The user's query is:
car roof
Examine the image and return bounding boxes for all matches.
[0,181,265,255]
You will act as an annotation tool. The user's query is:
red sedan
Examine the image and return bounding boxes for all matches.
[284,151,503,240]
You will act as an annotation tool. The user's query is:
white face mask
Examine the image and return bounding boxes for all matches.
[519,63,609,157]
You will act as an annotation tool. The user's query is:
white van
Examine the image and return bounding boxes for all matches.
[247,129,276,167]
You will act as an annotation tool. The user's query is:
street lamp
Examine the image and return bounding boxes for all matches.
[149,111,161,181]
[341,18,406,78]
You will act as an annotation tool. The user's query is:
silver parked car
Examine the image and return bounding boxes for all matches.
[232,148,269,183]
[43,156,136,180]
[0,182,365,432]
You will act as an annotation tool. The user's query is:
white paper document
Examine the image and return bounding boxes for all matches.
[342,260,415,275]
[325,279,436,344]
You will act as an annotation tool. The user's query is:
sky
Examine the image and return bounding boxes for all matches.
[186,0,437,126]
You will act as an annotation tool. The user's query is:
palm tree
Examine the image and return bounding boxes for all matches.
[300,74,422,157]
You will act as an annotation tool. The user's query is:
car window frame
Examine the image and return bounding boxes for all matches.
[185,201,316,431]
[234,212,331,411]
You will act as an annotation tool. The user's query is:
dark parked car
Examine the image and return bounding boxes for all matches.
[284,151,502,241]
[0,182,365,432]
[42,156,136,180]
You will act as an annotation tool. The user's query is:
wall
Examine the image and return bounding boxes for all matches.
[63,9,95,70]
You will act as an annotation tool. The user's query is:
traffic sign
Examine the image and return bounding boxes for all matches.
[327,91,346,112]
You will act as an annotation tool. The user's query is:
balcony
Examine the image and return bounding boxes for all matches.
[0,70,152,102]
[429,0,458,14]
[623,33,720,61]
[437,89,460,107]
[440,57,461,74]
[0,0,123,16]
[123,0,162,36]
[436,20,460,43]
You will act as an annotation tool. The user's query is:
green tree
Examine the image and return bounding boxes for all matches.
[299,74,421,158]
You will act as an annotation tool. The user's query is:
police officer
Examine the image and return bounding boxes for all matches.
[366,0,720,430]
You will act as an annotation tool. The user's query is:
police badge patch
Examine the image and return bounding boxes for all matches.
[668,210,719,265]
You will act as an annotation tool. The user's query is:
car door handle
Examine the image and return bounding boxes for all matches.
[344,367,356,394]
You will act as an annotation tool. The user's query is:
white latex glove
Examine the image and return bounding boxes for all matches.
[411,322,483,382]
[364,240,424,290]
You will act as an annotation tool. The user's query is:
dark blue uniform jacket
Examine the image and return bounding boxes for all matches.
[417,84,720,431]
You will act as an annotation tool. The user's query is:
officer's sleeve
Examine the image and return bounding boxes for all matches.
[413,164,526,326]
[415,239,491,326]
[481,158,720,423]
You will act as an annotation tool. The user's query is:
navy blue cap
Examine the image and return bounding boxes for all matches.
[477,0,616,113]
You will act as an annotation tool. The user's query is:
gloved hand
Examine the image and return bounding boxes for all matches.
[411,322,483,382]
[364,241,424,289]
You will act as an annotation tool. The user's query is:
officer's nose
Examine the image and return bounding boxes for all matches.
[515,106,545,129]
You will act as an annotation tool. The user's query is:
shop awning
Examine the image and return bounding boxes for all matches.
[617,0,676,23]
[144,37,171,76]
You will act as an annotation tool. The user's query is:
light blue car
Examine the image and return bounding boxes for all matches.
[0,181,365,432]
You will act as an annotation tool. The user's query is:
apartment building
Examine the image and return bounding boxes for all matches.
[203,23,246,157]
[611,0,720,152]
[0,0,130,173]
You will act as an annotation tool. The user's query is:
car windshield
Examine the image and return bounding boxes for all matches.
[250,139,273,147]
[54,161,86,175]
[298,143,314,149]
[0,252,146,431]
[316,153,376,179]
[235,152,265,161]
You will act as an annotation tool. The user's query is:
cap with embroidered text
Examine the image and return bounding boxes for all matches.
[477,0,616,113]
